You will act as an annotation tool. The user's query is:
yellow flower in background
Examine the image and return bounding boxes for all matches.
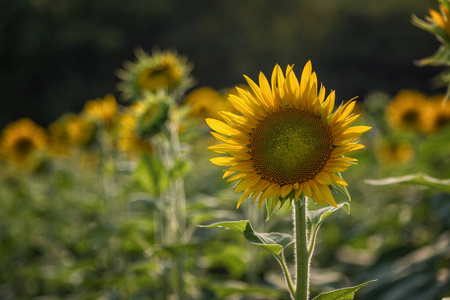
[207,62,370,209]
[375,141,414,166]
[117,49,193,101]
[48,114,73,157]
[428,3,450,36]
[427,95,450,133]
[0,118,47,166]
[83,94,118,129]
[386,90,432,133]
[184,87,221,119]
[184,86,242,119]
[67,115,96,147]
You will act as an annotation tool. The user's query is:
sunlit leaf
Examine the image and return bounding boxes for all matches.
[307,202,350,228]
[199,220,293,256]
[199,220,248,232]
[365,173,450,193]
[312,280,376,300]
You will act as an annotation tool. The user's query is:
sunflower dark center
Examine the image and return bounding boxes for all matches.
[14,138,34,157]
[436,115,450,128]
[401,110,419,125]
[250,107,333,185]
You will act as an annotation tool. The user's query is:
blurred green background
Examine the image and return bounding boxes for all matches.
[0,0,442,128]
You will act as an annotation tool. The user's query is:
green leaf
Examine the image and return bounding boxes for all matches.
[307,202,350,228]
[365,173,450,193]
[169,158,191,179]
[204,280,284,298]
[199,220,249,232]
[312,280,376,300]
[134,154,170,196]
[199,220,293,256]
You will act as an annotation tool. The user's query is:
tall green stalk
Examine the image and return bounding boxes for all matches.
[294,198,310,300]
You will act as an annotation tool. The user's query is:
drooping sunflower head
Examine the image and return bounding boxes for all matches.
[116,93,170,156]
[207,62,371,209]
[117,49,194,101]
[1,118,48,167]
[83,94,118,129]
[386,90,433,133]
[134,92,171,139]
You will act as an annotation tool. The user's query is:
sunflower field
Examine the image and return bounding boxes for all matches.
[1,1,450,300]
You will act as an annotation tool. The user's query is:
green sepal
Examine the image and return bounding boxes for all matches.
[312,280,376,300]
[265,195,292,221]
[134,153,170,196]
[265,197,276,221]
[199,220,293,256]
[365,173,450,193]
[411,15,450,45]
[416,45,450,67]
[307,202,350,228]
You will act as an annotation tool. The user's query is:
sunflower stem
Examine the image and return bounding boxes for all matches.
[276,251,296,299]
[294,197,310,300]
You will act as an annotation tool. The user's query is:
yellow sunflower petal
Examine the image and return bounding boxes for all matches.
[237,189,253,208]
[206,118,241,136]
[235,176,261,193]
[330,173,348,186]
[210,156,238,166]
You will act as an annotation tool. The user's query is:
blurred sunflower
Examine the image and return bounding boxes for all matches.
[427,95,450,133]
[83,94,118,129]
[117,49,193,101]
[428,2,450,37]
[207,62,370,209]
[66,115,96,147]
[375,140,414,166]
[386,90,432,133]
[184,86,242,120]
[118,93,170,156]
[48,114,74,156]
[0,118,47,166]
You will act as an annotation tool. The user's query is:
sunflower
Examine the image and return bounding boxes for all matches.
[117,93,170,156]
[375,140,414,166]
[83,94,118,129]
[117,49,193,101]
[184,87,221,119]
[427,95,450,133]
[207,62,370,208]
[48,114,73,156]
[66,115,96,147]
[0,118,47,166]
[386,90,432,133]
[428,2,450,37]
